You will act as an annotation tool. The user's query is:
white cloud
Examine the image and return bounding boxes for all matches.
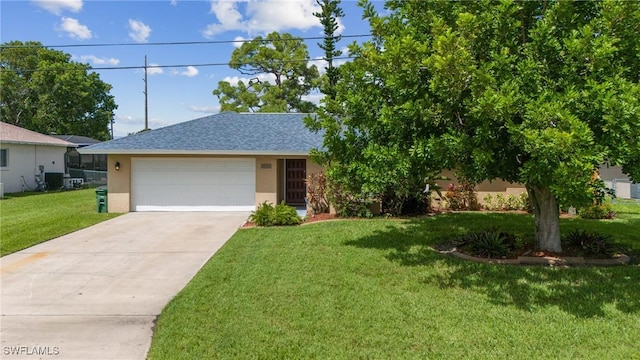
[170,0,177,5]
[189,105,220,114]
[74,55,120,66]
[114,114,136,124]
[203,0,325,38]
[309,57,328,75]
[173,66,199,77]
[57,17,92,40]
[301,92,325,106]
[147,63,164,75]
[32,0,82,15]
[113,114,169,137]
[128,19,152,43]
[233,36,246,48]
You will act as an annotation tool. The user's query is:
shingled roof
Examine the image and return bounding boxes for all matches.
[50,135,102,147]
[80,112,324,155]
[0,122,75,147]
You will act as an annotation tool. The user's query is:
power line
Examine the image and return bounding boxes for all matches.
[1,56,357,73]
[1,34,372,49]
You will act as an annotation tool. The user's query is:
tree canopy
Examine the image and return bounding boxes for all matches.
[213,32,320,113]
[1,41,117,141]
[310,0,640,252]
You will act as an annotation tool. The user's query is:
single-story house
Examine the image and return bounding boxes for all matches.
[599,165,639,199]
[79,112,324,212]
[0,121,76,194]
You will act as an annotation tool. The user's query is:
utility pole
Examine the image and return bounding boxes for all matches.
[143,55,149,131]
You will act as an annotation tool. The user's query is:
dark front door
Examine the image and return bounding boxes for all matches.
[286,159,306,205]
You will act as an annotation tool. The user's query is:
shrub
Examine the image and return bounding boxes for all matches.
[482,194,501,211]
[483,192,529,211]
[327,180,374,218]
[579,204,616,219]
[306,172,329,216]
[249,201,302,226]
[445,183,480,211]
[250,201,275,226]
[458,228,518,258]
[563,229,614,256]
[273,201,303,225]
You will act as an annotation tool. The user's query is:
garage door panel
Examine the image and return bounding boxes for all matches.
[131,158,255,211]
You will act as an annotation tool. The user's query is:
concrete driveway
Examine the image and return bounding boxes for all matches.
[1,212,249,360]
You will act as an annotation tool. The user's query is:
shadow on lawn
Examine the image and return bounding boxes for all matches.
[344,212,640,318]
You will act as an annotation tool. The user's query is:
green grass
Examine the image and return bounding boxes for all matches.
[148,203,640,359]
[0,189,120,256]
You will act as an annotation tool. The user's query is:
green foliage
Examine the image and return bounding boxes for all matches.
[327,179,373,218]
[213,32,319,113]
[306,172,330,215]
[579,204,616,220]
[563,229,615,257]
[314,0,344,99]
[0,41,117,140]
[311,0,640,252]
[249,201,302,226]
[483,192,530,211]
[445,183,480,211]
[458,227,520,259]
[273,202,303,226]
[250,201,276,226]
[589,176,616,205]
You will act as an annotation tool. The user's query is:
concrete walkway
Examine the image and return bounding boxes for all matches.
[1,212,249,360]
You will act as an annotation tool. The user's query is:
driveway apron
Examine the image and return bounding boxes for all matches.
[1,212,249,360]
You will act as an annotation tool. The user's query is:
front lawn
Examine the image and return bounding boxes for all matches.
[148,205,640,359]
[0,189,120,256]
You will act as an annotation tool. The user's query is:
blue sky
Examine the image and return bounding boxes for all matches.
[1,0,380,137]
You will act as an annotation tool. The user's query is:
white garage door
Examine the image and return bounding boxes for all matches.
[131,158,255,211]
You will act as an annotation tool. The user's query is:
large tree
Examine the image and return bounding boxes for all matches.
[213,32,320,113]
[311,0,640,252]
[1,41,117,141]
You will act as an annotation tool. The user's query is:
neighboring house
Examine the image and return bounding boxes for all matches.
[599,165,639,199]
[0,122,76,194]
[80,112,324,213]
[50,134,107,185]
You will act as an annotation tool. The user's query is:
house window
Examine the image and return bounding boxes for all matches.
[0,149,7,168]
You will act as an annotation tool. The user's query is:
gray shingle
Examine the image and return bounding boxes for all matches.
[80,112,324,154]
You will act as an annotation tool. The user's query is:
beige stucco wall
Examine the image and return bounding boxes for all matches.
[107,155,131,213]
[255,156,278,205]
[105,154,321,213]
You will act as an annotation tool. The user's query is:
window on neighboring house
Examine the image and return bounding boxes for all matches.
[0,149,7,168]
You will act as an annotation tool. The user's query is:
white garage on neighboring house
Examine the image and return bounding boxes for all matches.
[599,165,640,200]
[79,112,324,213]
[0,122,75,195]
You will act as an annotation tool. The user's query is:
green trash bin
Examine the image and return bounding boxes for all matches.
[95,187,108,213]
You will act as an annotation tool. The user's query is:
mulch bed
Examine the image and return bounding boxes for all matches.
[241,212,337,228]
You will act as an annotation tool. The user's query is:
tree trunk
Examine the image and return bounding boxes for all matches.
[526,185,562,253]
